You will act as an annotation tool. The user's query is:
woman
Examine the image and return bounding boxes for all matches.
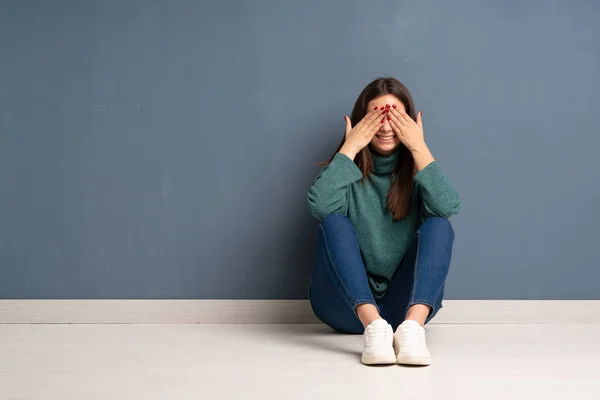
[307,77,461,366]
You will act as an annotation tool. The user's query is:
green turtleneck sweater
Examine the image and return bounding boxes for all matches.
[307,149,461,298]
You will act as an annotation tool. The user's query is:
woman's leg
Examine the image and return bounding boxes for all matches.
[381,217,455,328]
[308,213,380,334]
[309,213,397,365]
[380,217,454,366]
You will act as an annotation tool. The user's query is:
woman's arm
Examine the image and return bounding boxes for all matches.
[413,158,461,219]
[411,144,436,173]
[387,109,461,218]
[307,153,363,220]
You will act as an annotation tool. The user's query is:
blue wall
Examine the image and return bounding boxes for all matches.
[1,0,599,299]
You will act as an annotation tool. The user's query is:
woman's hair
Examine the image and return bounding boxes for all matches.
[327,77,417,220]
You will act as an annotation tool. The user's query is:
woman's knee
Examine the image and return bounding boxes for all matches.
[320,212,352,230]
[419,217,454,242]
[318,213,357,241]
[309,289,364,334]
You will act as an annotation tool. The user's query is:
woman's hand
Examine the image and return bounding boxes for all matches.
[387,108,426,153]
[388,107,434,172]
[339,109,383,160]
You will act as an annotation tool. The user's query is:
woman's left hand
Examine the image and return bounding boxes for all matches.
[387,107,426,153]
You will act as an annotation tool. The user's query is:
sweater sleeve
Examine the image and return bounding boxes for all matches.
[307,153,363,220]
[413,161,461,219]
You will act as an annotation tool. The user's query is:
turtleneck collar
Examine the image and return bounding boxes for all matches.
[370,147,400,174]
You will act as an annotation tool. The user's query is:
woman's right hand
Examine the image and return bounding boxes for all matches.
[339,109,383,160]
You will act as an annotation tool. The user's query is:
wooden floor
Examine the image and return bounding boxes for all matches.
[1,323,599,399]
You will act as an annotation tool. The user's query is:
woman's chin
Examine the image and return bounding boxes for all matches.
[371,140,400,155]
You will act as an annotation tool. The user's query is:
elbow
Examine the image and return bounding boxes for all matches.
[440,191,462,218]
[307,193,327,221]
[307,193,345,221]
[426,209,457,220]
[424,196,461,219]
[441,197,462,218]
[308,201,327,221]
[308,199,343,221]
[441,201,461,219]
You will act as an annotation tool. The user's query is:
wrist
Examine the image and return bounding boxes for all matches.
[408,141,428,154]
[410,143,435,172]
[339,144,358,160]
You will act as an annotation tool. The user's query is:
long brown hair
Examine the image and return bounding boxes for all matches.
[327,77,417,221]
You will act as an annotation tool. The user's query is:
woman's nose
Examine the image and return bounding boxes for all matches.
[380,118,393,132]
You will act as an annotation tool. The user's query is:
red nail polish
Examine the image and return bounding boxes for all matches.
[392,104,397,109]
[381,111,385,115]
[374,106,378,110]
[386,104,390,108]
[381,118,385,123]
[420,110,423,116]
[386,116,391,121]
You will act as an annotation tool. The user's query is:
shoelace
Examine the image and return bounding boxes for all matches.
[366,326,389,345]
[401,326,423,345]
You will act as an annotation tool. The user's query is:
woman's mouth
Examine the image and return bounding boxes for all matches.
[376,134,395,142]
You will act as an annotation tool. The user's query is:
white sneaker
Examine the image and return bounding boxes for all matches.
[361,319,396,365]
[394,320,432,366]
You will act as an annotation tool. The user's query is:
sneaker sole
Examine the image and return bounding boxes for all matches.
[396,354,431,366]
[394,335,431,366]
[361,353,397,365]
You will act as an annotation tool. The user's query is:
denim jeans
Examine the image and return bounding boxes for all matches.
[308,213,454,334]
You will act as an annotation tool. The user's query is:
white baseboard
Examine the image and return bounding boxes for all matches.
[1,300,599,324]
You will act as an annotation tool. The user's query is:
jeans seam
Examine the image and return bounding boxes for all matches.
[420,220,452,306]
[319,224,378,314]
[320,225,367,308]
[409,298,436,309]
[408,229,421,307]
[352,298,377,308]
[428,282,445,311]
[407,219,453,317]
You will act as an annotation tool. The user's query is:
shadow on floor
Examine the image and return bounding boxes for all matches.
[263,323,362,361]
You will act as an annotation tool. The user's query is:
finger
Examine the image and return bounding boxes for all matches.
[366,108,385,123]
[344,116,352,134]
[353,109,377,131]
[390,107,412,126]
[402,109,418,126]
[365,109,388,133]
[367,115,385,137]
[388,107,407,131]
[391,112,413,142]
[389,118,404,138]
[417,110,423,129]
[358,109,385,133]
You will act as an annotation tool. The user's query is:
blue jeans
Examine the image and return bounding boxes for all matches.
[308,213,454,334]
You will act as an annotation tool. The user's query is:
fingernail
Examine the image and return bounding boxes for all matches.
[386,104,390,108]
[374,106,378,110]
[344,116,347,120]
[420,110,423,116]
[392,104,397,109]
[381,111,386,115]
[386,116,391,121]
[381,118,385,123]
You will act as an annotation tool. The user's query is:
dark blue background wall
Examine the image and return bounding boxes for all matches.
[1,0,599,299]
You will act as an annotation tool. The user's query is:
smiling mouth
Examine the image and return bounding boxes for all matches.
[376,134,394,141]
